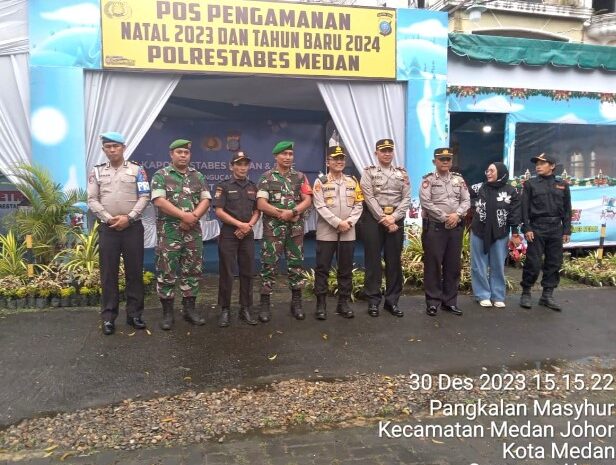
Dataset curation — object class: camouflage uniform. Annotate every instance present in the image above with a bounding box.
[256,168,313,293]
[151,165,211,299]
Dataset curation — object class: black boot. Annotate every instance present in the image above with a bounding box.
[183,296,205,325]
[519,288,532,309]
[336,296,354,319]
[159,299,174,330]
[315,294,327,320]
[239,306,258,325]
[538,288,561,311]
[218,307,230,328]
[258,294,271,323]
[290,289,305,320]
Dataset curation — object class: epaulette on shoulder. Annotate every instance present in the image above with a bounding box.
[128,160,141,165]
[396,166,407,172]
[364,165,375,170]
[451,171,463,177]
[95,162,106,167]
[318,173,328,184]
[422,172,434,179]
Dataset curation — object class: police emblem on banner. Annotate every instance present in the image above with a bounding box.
[227,133,241,152]
[103,1,132,19]
[203,136,222,151]
[377,12,393,36]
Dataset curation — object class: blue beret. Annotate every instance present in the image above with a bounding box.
[272,140,294,155]
[100,132,125,144]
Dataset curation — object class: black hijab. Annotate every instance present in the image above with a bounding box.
[482,162,509,253]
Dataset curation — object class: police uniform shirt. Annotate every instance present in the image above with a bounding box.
[213,177,258,227]
[87,160,150,223]
[419,171,471,222]
[521,175,572,235]
[312,173,363,241]
[360,165,411,221]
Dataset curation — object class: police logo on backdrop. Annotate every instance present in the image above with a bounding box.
[377,12,393,36]
[227,133,241,152]
[104,1,132,19]
[203,136,222,151]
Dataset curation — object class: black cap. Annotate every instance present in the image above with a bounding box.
[231,151,251,164]
[327,146,345,158]
[434,147,454,158]
[530,153,556,164]
[375,139,394,150]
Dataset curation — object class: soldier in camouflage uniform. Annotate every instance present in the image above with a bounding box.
[151,139,211,330]
[256,140,313,322]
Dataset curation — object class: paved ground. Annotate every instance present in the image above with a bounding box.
[1,286,616,464]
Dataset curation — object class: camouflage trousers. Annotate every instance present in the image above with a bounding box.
[260,231,305,294]
[156,221,203,299]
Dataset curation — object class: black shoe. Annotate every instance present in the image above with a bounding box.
[258,294,271,323]
[336,298,354,319]
[102,320,115,335]
[520,290,532,309]
[126,316,146,330]
[368,304,379,317]
[290,289,305,320]
[426,305,438,317]
[160,299,174,331]
[315,294,327,320]
[384,303,404,317]
[443,305,463,316]
[239,306,258,325]
[183,297,205,326]
[538,289,561,311]
[218,307,230,328]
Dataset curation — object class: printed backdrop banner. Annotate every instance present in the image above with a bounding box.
[568,185,616,247]
[101,0,396,78]
[132,119,325,193]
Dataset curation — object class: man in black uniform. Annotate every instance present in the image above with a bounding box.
[520,153,572,311]
[214,152,260,327]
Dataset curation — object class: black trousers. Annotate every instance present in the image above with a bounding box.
[99,221,144,321]
[422,222,463,307]
[217,227,255,308]
[521,226,564,290]
[362,212,404,307]
[314,240,354,298]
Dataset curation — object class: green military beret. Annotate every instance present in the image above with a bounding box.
[169,139,191,150]
[272,140,294,155]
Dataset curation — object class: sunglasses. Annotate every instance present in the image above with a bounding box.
[436,157,452,162]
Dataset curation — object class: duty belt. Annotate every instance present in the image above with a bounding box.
[380,205,394,215]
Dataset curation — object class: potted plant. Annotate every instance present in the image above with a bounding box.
[78,286,90,307]
[36,288,50,308]
[88,286,101,306]
[0,287,6,309]
[59,286,76,307]
[15,287,28,308]
[5,288,18,309]
[26,285,37,308]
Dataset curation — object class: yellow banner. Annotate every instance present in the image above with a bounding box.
[101,0,396,78]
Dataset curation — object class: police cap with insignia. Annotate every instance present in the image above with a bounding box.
[434,147,454,159]
[100,131,125,145]
[530,153,556,165]
[169,139,191,150]
[327,146,345,158]
[375,139,394,150]
[272,140,294,155]
[231,151,251,164]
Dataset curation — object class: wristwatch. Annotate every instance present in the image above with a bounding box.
[292,208,299,216]
[127,215,135,225]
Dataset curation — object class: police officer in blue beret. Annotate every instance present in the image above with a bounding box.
[87,132,150,335]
